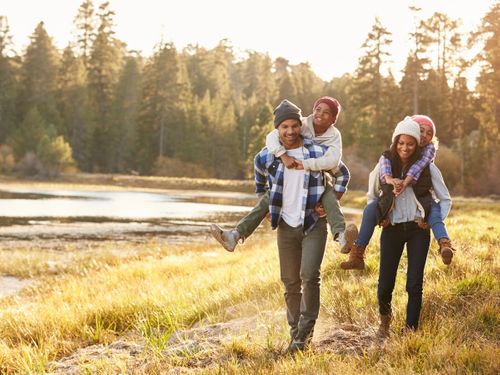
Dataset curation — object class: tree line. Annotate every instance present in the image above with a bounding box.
[0,1,498,195]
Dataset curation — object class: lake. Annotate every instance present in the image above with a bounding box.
[0,187,257,243]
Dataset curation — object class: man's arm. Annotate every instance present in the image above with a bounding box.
[253,152,268,195]
[332,161,350,197]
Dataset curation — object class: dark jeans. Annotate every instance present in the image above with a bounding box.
[378,221,430,329]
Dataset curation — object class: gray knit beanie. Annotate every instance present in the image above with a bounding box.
[273,99,302,128]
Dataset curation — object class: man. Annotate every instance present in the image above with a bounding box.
[254,99,329,353]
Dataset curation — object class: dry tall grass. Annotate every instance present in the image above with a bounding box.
[0,198,498,373]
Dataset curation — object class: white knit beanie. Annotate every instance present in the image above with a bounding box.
[391,116,421,145]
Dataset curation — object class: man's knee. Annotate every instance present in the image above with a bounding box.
[281,277,301,293]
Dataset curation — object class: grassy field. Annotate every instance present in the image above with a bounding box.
[0,182,498,373]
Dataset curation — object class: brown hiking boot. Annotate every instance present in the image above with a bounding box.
[377,313,392,338]
[438,238,455,265]
[340,244,366,270]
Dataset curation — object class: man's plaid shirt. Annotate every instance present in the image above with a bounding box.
[253,138,328,235]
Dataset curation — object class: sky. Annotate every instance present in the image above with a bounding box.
[1,0,496,82]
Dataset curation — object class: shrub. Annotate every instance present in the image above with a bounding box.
[36,135,76,177]
[434,145,462,193]
[0,144,15,174]
[15,152,42,176]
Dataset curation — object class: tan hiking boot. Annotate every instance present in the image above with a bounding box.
[438,238,455,265]
[340,244,366,270]
[339,223,359,254]
[377,313,392,338]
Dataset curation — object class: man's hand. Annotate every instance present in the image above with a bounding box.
[335,191,344,201]
[280,154,297,168]
[265,212,271,222]
[315,202,327,217]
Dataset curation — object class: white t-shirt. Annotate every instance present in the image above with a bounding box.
[281,146,306,227]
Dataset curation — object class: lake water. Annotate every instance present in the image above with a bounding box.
[0,187,361,244]
[0,187,256,243]
[0,188,253,219]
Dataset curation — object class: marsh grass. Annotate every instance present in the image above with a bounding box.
[0,197,498,373]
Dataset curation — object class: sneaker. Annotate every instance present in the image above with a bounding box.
[339,223,358,254]
[210,224,239,252]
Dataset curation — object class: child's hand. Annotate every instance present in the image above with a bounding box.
[265,212,271,222]
[315,202,327,217]
[391,178,404,195]
[280,154,297,168]
[394,176,412,197]
[335,191,344,200]
[379,218,391,228]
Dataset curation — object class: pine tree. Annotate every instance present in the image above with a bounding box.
[58,45,92,170]
[87,1,125,171]
[136,42,182,173]
[0,16,18,143]
[19,22,61,133]
[351,17,393,158]
[110,54,142,172]
[73,0,96,68]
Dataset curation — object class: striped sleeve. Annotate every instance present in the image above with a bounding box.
[407,144,436,181]
[379,155,392,183]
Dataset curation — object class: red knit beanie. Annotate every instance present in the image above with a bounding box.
[411,114,436,137]
[312,96,341,125]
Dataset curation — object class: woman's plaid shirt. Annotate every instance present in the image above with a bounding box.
[253,138,328,235]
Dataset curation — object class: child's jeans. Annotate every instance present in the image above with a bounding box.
[355,200,377,247]
[235,192,270,240]
[428,201,449,241]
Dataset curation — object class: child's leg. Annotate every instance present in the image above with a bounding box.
[427,201,449,241]
[355,200,378,247]
[235,191,270,240]
[320,185,345,238]
[211,192,269,252]
[427,201,455,265]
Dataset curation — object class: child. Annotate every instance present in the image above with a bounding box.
[210,96,358,253]
[340,114,456,270]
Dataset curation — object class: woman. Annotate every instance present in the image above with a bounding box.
[367,117,451,335]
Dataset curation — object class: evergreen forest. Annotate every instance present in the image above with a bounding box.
[0,1,499,195]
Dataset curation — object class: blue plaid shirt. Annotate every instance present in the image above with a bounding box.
[379,143,436,183]
[254,138,327,235]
